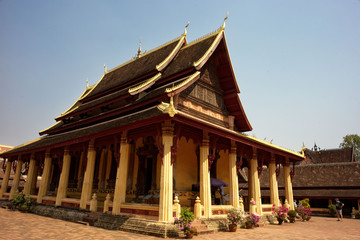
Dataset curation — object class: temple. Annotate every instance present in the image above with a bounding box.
[0,19,304,226]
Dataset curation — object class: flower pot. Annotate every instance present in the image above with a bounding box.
[229,224,237,232]
[289,217,296,223]
[185,232,194,239]
[245,222,253,229]
[302,215,307,221]
[306,216,311,221]
[277,218,284,225]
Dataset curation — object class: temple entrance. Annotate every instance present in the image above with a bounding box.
[135,136,158,201]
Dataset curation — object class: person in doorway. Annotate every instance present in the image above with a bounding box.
[335,198,344,221]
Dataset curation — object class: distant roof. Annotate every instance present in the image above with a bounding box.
[0,145,13,154]
[303,147,354,164]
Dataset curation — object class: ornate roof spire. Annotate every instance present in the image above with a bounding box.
[221,12,229,30]
[183,21,190,36]
[136,38,142,58]
[86,78,89,88]
[104,64,108,74]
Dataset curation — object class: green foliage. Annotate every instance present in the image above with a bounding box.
[227,208,242,225]
[11,193,33,212]
[288,210,297,218]
[339,134,360,161]
[299,198,310,208]
[174,207,195,236]
[328,204,336,215]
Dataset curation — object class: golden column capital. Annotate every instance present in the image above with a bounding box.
[270,153,276,164]
[88,139,95,151]
[162,120,174,136]
[45,149,51,158]
[252,147,257,160]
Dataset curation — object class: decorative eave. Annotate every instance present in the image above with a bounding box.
[193,14,227,70]
[39,121,63,136]
[156,35,186,72]
[175,110,305,161]
[193,30,224,70]
[128,73,162,95]
[55,85,95,120]
[165,71,201,96]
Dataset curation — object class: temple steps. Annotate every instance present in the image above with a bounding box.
[191,219,215,235]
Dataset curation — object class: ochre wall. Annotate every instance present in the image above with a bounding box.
[217,149,230,195]
[175,137,198,191]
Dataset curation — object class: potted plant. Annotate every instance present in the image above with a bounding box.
[272,204,289,225]
[227,208,242,232]
[328,204,337,217]
[288,210,297,223]
[297,206,312,221]
[174,207,195,239]
[244,213,260,229]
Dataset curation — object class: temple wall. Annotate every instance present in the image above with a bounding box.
[132,138,143,191]
[175,137,197,191]
[217,150,230,195]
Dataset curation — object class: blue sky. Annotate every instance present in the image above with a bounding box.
[0,0,359,152]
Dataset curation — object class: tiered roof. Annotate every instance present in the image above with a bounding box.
[1,21,304,162]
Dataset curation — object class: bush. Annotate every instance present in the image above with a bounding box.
[288,210,297,218]
[299,198,310,208]
[10,192,33,212]
[227,208,242,225]
[328,204,336,216]
[174,207,195,237]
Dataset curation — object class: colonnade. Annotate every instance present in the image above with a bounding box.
[0,119,295,221]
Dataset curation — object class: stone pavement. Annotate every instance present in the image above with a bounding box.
[0,208,359,240]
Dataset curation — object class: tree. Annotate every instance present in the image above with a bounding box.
[339,134,360,161]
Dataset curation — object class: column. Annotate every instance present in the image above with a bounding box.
[31,163,39,195]
[229,141,239,208]
[104,146,112,188]
[200,131,212,218]
[112,132,130,215]
[249,148,262,215]
[159,120,174,222]
[80,139,96,209]
[283,157,295,210]
[24,153,36,195]
[269,153,280,206]
[37,149,52,203]
[97,148,106,189]
[9,156,23,199]
[0,160,12,197]
[55,146,72,206]
[77,151,84,189]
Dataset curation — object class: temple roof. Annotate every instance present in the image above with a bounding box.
[1,23,303,161]
[302,148,354,164]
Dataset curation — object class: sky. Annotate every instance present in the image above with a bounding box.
[0,0,359,152]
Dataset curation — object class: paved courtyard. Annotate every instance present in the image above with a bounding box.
[0,208,359,240]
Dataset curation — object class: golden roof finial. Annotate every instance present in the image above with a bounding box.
[221,12,229,30]
[104,64,108,74]
[137,38,142,58]
[183,21,190,36]
[86,78,89,88]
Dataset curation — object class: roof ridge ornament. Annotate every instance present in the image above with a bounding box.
[86,78,89,88]
[104,64,108,74]
[221,12,229,31]
[183,21,190,36]
[137,38,142,58]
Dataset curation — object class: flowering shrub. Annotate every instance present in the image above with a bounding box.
[296,206,312,217]
[245,213,260,225]
[227,208,242,225]
[174,207,195,237]
[272,204,289,220]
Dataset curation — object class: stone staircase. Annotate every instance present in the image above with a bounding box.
[191,219,214,235]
